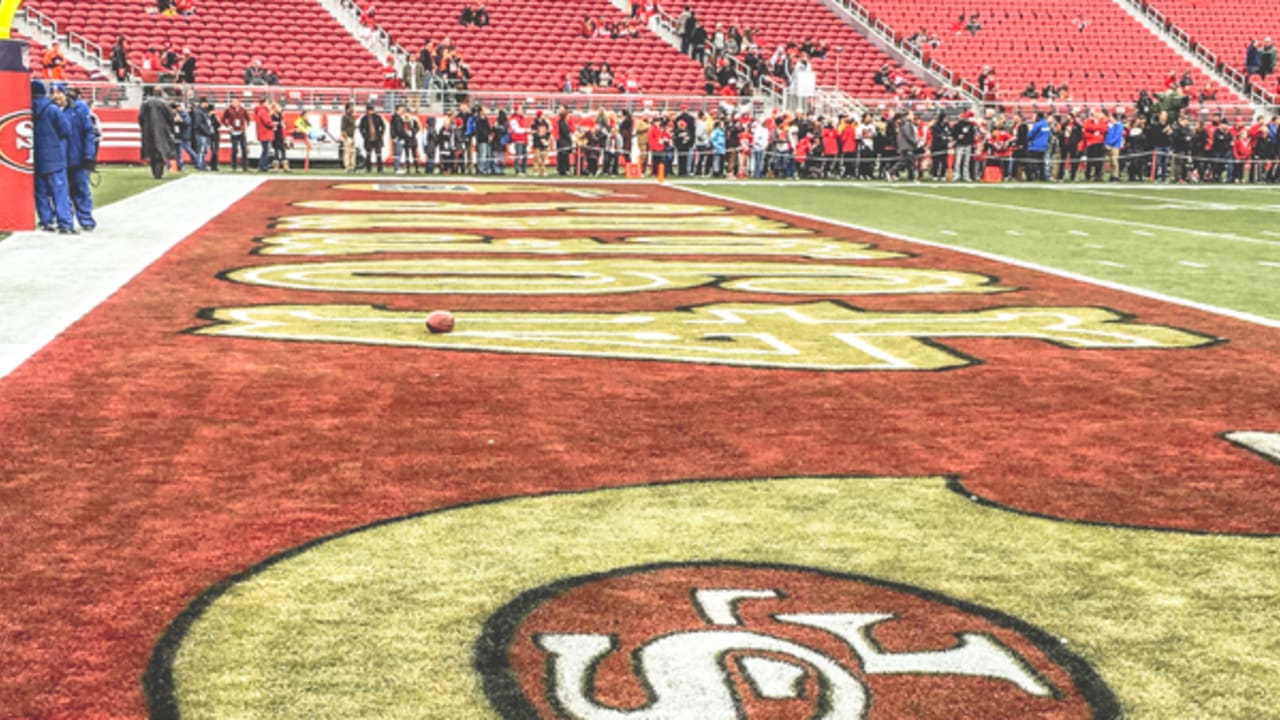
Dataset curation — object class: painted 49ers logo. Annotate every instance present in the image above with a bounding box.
[0,110,34,174]
[478,563,1118,719]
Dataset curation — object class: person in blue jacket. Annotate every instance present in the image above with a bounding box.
[31,80,76,234]
[1025,111,1051,181]
[709,120,726,177]
[1104,112,1127,182]
[63,87,98,232]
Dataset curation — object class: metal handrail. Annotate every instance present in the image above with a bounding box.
[648,4,785,102]
[1118,0,1263,108]
[829,0,978,103]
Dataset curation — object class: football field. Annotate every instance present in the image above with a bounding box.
[0,175,1277,719]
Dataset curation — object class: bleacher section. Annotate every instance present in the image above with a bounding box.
[18,32,96,82]
[854,0,1232,102]
[24,0,382,87]
[370,0,705,94]
[671,0,923,98]
[1143,0,1280,90]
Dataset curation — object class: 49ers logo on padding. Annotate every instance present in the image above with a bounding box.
[0,109,34,174]
[478,563,1118,719]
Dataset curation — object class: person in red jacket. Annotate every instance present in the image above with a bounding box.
[838,115,858,178]
[253,96,276,172]
[647,117,672,177]
[1081,108,1107,181]
[820,122,839,178]
[1231,120,1254,182]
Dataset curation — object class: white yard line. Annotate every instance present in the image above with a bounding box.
[0,174,266,379]
[1074,187,1280,212]
[675,184,1280,329]
[868,186,1280,249]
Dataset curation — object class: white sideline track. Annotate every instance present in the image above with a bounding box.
[0,174,264,379]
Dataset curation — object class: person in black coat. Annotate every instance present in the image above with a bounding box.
[358,104,387,173]
[138,96,176,179]
[555,107,573,176]
[928,113,951,180]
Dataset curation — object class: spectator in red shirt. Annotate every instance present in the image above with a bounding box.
[1232,120,1254,182]
[1082,108,1108,181]
[253,96,276,172]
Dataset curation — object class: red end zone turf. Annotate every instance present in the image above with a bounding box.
[0,180,1277,716]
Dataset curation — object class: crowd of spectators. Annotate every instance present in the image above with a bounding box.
[293,92,1280,185]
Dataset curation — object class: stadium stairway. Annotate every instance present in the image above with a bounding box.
[849,0,1235,103]
[1126,0,1280,103]
[368,0,707,94]
[661,0,925,100]
[21,0,384,87]
[13,29,97,82]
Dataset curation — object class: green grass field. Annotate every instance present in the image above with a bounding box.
[684,182,1280,322]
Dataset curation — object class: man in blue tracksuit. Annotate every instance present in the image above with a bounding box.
[1025,112,1051,181]
[31,80,76,234]
[63,87,99,231]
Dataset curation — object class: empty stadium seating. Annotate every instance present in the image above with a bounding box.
[371,0,706,94]
[854,0,1233,102]
[666,0,923,99]
[24,0,383,86]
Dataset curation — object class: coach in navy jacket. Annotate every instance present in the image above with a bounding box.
[31,79,75,233]
[64,88,98,231]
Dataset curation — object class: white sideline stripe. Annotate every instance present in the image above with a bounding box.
[1179,261,1208,269]
[1224,432,1280,464]
[1076,188,1280,212]
[1099,261,1126,268]
[868,186,1280,249]
[673,184,1280,329]
[0,174,266,380]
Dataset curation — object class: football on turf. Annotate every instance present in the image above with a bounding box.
[426,311,455,334]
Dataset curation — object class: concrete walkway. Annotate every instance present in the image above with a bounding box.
[0,174,265,379]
